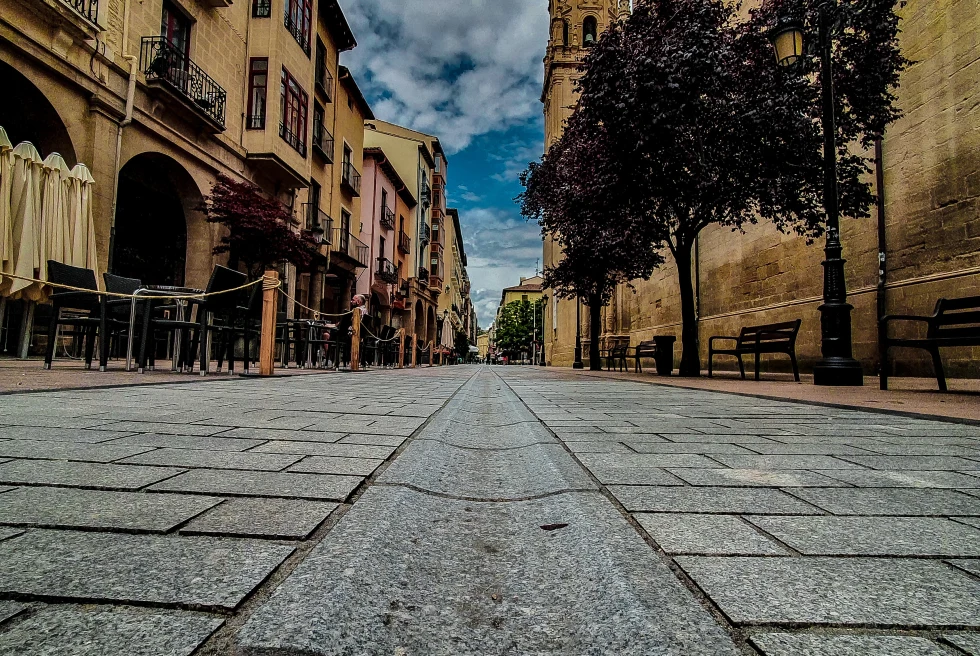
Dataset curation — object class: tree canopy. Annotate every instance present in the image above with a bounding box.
[494,299,543,360]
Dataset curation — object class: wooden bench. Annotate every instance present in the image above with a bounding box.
[880,295,980,391]
[603,343,629,372]
[708,319,802,381]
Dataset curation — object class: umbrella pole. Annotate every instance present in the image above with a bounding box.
[17,301,34,359]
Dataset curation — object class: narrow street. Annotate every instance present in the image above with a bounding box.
[0,366,978,655]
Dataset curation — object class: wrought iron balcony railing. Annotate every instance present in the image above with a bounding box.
[140,37,227,128]
[315,64,334,102]
[312,115,333,162]
[284,10,311,55]
[331,228,368,267]
[419,223,431,245]
[420,178,431,207]
[417,267,430,286]
[397,230,411,254]
[380,206,395,231]
[279,122,307,157]
[376,258,398,285]
[341,162,361,196]
[303,204,333,243]
[62,0,98,24]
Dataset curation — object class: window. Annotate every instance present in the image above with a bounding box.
[252,0,270,17]
[247,58,268,129]
[312,102,324,148]
[340,209,351,251]
[307,181,321,229]
[522,294,529,301]
[434,155,441,172]
[381,188,388,213]
[562,19,569,45]
[161,2,191,60]
[284,0,312,54]
[379,236,386,260]
[347,93,353,110]
[279,67,308,156]
[583,16,598,46]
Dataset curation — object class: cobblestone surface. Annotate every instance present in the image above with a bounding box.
[0,365,977,654]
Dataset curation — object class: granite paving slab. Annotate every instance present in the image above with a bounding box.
[107,434,268,452]
[234,486,741,656]
[582,466,685,486]
[0,440,154,463]
[576,453,726,468]
[289,456,385,477]
[179,498,338,540]
[419,422,558,449]
[305,421,421,437]
[0,530,293,610]
[0,427,134,443]
[0,487,222,533]
[634,513,786,555]
[91,422,233,436]
[749,633,948,655]
[119,449,302,472]
[747,516,980,556]
[955,517,980,530]
[676,556,980,626]
[813,470,980,488]
[609,486,822,514]
[657,434,783,443]
[339,434,408,447]
[708,455,865,469]
[0,606,223,656]
[790,488,980,516]
[864,445,980,456]
[837,455,980,470]
[564,441,634,453]
[943,634,980,655]
[251,441,396,459]
[740,444,880,455]
[0,460,184,491]
[0,527,24,541]
[948,559,980,578]
[148,468,362,501]
[379,440,596,499]
[0,600,27,625]
[624,442,760,454]
[666,468,848,487]
[217,428,347,443]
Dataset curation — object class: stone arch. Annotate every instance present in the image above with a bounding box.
[413,300,425,340]
[113,152,206,287]
[0,59,77,165]
[427,306,437,345]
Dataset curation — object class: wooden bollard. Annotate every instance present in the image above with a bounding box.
[350,309,361,372]
[259,270,279,377]
[428,341,434,367]
[410,336,416,368]
[397,330,405,369]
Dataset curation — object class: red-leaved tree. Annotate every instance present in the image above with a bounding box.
[203,175,321,279]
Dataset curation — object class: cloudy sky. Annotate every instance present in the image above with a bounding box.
[337,0,549,329]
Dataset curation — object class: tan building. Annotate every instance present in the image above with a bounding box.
[0,0,376,349]
[362,119,444,356]
[542,0,980,380]
[477,332,490,361]
[436,208,470,337]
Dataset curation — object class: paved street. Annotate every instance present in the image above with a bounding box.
[0,365,978,655]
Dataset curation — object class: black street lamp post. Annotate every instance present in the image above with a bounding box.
[573,297,584,369]
[769,3,864,387]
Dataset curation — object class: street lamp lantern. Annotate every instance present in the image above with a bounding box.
[769,2,864,387]
[768,18,804,68]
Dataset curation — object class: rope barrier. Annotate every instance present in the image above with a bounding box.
[360,326,401,343]
[0,273,261,301]
[274,287,355,321]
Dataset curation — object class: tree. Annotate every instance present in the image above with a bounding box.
[570,0,908,375]
[454,330,470,362]
[520,109,662,370]
[203,175,322,279]
[494,299,543,361]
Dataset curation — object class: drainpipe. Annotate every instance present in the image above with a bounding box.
[106,0,138,274]
[875,136,887,372]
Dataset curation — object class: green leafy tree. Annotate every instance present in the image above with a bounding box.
[454,330,470,361]
[494,299,543,360]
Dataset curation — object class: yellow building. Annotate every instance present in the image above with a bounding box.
[542,0,980,379]
[497,275,544,323]
[477,332,490,361]
[436,208,470,338]
[0,0,374,349]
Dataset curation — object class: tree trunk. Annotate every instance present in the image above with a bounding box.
[588,292,602,371]
[675,241,701,377]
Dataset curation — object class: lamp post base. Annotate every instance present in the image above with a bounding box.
[813,357,864,387]
[572,346,584,369]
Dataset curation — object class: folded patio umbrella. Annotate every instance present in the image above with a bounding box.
[441,314,454,350]
[40,152,72,290]
[67,163,98,280]
[5,141,43,300]
[0,127,13,285]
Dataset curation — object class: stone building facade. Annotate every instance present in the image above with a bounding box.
[542,0,980,379]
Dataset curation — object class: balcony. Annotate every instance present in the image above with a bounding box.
[312,115,333,162]
[284,10,311,55]
[303,204,333,243]
[397,230,411,255]
[253,0,271,16]
[380,206,395,231]
[420,178,431,207]
[140,37,227,131]
[315,63,334,102]
[419,223,431,245]
[341,161,361,197]
[417,267,430,286]
[61,0,98,24]
[331,227,368,268]
[375,258,398,285]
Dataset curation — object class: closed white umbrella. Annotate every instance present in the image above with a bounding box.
[0,127,13,283]
[40,152,72,287]
[67,163,98,277]
[6,142,43,300]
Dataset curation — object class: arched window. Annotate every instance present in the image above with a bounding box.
[583,16,598,46]
[562,19,570,45]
